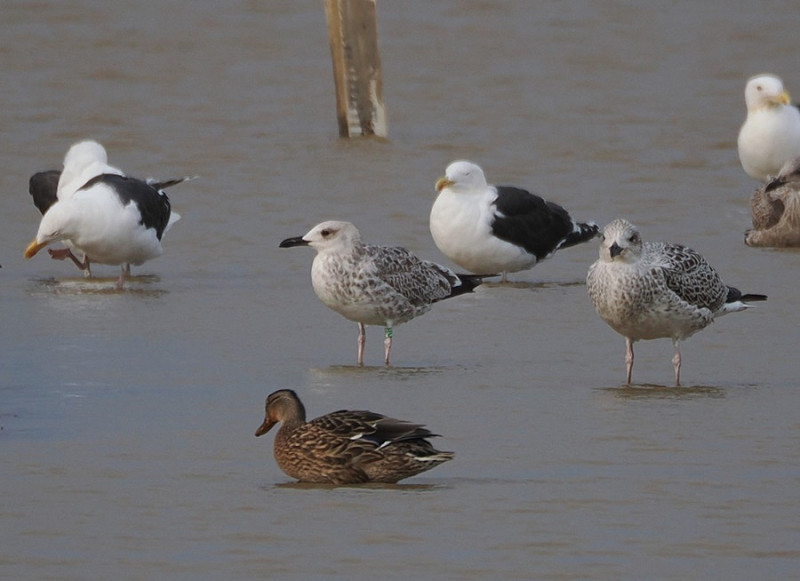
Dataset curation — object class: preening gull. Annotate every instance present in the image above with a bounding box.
[29,168,189,277]
[24,140,187,289]
[254,389,454,484]
[745,156,800,247]
[587,219,767,386]
[431,160,598,282]
[738,74,800,181]
[29,169,89,275]
[279,220,491,366]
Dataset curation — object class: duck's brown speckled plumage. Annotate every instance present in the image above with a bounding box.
[254,389,454,484]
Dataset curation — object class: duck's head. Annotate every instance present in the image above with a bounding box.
[254,389,307,437]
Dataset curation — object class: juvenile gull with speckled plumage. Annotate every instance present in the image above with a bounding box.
[745,156,800,247]
[587,219,767,386]
[280,220,491,366]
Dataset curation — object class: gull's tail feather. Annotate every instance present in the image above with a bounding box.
[719,286,768,315]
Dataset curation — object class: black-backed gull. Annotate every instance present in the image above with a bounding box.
[431,160,598,282]
[24,140,187,289]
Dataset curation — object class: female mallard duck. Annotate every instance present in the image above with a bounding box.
[254,389,455,484]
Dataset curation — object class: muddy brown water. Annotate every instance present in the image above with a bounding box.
[2,2,799,579]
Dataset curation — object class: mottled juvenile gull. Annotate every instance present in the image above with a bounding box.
[738,74,800,182]
[587,219,767,386]
[24,140,187,289]
[279,220,491,366]
[254,389,454,484]
[431,160,598,282]
[745,156,800,247]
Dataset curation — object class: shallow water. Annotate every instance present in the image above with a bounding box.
[2,1,800,580]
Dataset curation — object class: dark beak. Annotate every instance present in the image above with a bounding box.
[279,236,309,248]
[254,418,277,437]
[609,242,623,258]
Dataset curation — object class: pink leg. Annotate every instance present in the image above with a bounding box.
[115,264,129,290]
[357,323,366,366]
[47,247,73,261]
[625,337,634,385]
[672,339,682,387]
[48,247,91,276]
[384,326,393,367]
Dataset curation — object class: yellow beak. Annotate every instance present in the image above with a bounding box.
[780,91,791,105]
[24,238,48,259]
[435,177,454,192]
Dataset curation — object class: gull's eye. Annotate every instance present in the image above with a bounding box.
[321,229,332,237]
[756,85,763,92]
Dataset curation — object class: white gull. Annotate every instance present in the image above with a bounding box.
[738,74,800,182]
[431,160,598,282]
[25,140,187,289]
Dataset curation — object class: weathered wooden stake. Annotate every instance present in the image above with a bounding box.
[324,0,387,138]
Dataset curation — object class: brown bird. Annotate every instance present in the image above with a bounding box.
[254,389,454,484]
[745,156,800,247]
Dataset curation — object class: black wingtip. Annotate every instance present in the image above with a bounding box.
[148,175,197,191]
[726,286,767,303]
[740,293,768,302]
[449,273,497,296]
[560,221,600,249]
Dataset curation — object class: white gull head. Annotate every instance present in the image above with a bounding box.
[435,160,489,193]
[597,218,644,264]
[744,74,789,112]
[300,220,362,253]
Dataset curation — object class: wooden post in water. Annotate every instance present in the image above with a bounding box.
[324,0,387,138]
